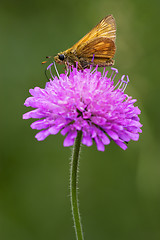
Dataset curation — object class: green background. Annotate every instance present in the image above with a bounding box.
[1,0,160,239]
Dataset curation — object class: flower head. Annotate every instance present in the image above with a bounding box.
[23,65,142,151]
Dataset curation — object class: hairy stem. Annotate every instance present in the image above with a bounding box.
[70,131,84,240]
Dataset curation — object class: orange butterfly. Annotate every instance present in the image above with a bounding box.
[45,15,116,70]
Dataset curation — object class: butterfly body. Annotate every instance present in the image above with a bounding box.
[54,15,116,69]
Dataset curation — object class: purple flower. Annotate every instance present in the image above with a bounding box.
[23,65,142,151]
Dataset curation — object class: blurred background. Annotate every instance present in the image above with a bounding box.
[1,0,160,239]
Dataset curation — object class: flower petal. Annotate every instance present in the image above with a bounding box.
[35,130,50,141]
[94,137,105,151]
[82,135,93,147]
[63,131,77,147]
[114,140,128,150]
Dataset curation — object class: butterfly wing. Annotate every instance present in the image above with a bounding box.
[63,15,116,69]
[77,37,116,59]
[71,14,116,51]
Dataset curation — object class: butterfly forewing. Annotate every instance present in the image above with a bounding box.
[71,14,116,51]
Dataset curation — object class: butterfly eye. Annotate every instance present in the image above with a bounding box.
[59,54,65,61]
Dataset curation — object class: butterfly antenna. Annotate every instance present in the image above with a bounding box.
[42,56,60,79]
[42,56,54,64]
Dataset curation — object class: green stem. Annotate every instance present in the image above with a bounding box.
[70,131,84,240]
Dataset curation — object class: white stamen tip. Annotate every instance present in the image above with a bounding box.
[111,67,118,73]
[121,75,125,81]
[47,63,54,71]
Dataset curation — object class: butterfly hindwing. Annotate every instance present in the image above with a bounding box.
[77,37,116,59]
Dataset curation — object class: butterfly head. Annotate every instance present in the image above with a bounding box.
[54,52,66,64]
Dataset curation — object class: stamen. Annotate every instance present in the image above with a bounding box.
[44,63,53,81]
[122,75,129,92]
[49,66,54,80]
[116,75,129,92]
[110,71,129,92]
[121,81,127,91]
[102,67,106,78]
[89,54,95,71]
[114,79,121,88]
[91,67,97,74]
[47,63,54,71]
[112,71,118,82]
[118,75,125,89]
[53,61,60,78]
[104,70,109,78]
[91,65,98,74]
[66,67,69,75]
[111,67,118,73]
[110,67,118,82]
[89,64,92,71]
[66,64,71,75]
[91,54,95,62]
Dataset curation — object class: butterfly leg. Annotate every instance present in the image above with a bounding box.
[79,58,91,69]
[105,59,115,66]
